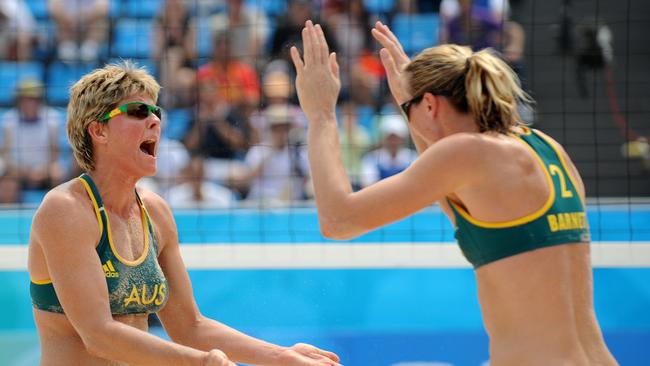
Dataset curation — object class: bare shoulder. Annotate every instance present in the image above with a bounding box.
[422,132,491,159]
[402,132,497,193]
[31,180,98,249]
[417,132,498,170]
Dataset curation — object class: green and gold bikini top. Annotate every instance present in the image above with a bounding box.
[30,173,169,314]
[448,128,590,268]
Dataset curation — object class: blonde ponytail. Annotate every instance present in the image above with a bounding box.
[465,49,530,133]
[405,45,532,134]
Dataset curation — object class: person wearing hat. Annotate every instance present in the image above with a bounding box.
[0,79,65,202]
[250,68,308,144]
[359,114,417,188]
[244,104,310,203]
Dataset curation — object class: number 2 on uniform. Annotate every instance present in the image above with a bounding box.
[549,164,573,198]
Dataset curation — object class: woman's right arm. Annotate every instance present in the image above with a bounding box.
[32,191,233,366]
[291,22,480,240]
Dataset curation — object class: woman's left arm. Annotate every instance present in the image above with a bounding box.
[146,192,340,366]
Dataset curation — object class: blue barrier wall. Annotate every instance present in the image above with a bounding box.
[0,206,649,365]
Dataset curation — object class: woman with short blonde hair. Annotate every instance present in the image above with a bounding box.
[29,61,341,366]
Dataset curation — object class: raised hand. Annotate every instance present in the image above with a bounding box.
[371,21,413,104]
[274,343,342,366]
[290,20,341,123]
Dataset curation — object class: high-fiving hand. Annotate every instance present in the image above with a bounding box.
[371,21,413,105]
[290,21,340,123]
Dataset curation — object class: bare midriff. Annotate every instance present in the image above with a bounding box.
[476,244,618,366]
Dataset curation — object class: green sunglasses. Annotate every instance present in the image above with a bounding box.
[100,102,162,122]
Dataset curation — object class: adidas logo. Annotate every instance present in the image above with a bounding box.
[102,260,119,278]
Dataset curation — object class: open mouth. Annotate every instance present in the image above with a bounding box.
[140,139,157,157]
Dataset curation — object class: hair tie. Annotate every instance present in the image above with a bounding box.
[465,57,471,72]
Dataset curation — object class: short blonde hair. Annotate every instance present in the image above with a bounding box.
[66,61,161,172]
[405,44,532,134]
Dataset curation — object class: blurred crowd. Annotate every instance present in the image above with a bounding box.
[0,0,526,207]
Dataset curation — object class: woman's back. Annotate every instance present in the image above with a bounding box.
[449,129,617,365]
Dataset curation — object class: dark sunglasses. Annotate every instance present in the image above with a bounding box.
[100,102,162,122]
[400,94,424,121]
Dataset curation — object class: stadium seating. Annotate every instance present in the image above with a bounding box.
[112,19,154,59]
[25,0,49,20]
[21,190,48,204]
[194,16,214,59]
[46,62,98,106]
[120,0,163,18]
[163,108,192,141]
[356,105,376,133]
[391,13,440,55]
[245,0,287,17]
[363,0,396,14]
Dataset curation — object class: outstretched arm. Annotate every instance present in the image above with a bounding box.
[145,191,340,366]
[291,21,475,240]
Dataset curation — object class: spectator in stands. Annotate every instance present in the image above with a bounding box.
[440,0,504,52]
[166,156,237,208]
[360,114,417,188]
[183,81,255,193]
[49,0,109,62]
[323,0,371,63]
[440,0,524,74]
[440,0,528,116]
[197,31,261,114]
[251,67,307,143]
[322,0,385,107]
[270,0,337,63]
[244,104,309,203]
[210,0,270,67]
[1,79,65,200]
[0,0,37,60]
[440,0,509,22]
[338,99,371,190]
[153,0,196,108]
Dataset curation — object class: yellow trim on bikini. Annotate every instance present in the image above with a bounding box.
[517,125,533,135]
[31,178,104,286]
[105,202,149,266]
[31,278,52,285]
[78,177,105,235]
[79,176,149,267]
[448,131,556,229]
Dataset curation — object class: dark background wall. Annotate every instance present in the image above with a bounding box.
[514,0,650,196]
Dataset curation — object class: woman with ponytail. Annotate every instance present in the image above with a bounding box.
[291,20,619,365]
